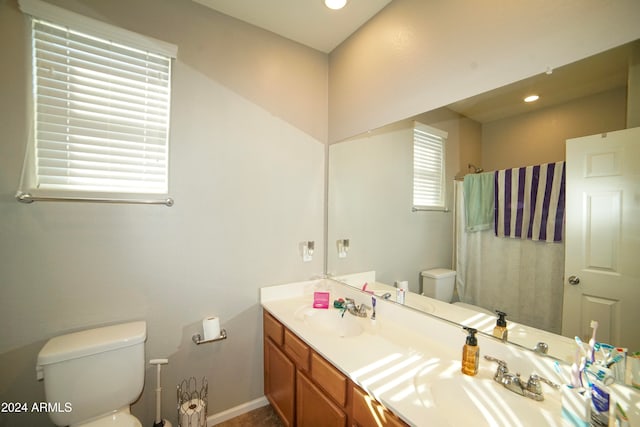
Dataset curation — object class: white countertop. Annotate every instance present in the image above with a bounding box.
[260,279,607,426]
[333,271,579,363]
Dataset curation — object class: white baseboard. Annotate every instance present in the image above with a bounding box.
[206,396,269,426]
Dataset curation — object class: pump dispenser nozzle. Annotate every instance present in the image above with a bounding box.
[493,311,508,341]
[463,327,478,345]
[462,327,479,376]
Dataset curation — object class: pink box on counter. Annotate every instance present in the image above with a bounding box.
[313,291,330,309]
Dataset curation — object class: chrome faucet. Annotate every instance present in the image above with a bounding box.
[484,356,559,401]
[344,298,370,318]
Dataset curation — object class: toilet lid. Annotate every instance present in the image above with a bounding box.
[74,411,142,427]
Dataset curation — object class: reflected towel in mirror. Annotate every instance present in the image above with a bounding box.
[463,172,495,232]
[494,161,565,242]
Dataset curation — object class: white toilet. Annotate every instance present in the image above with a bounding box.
[36,321,147,427]
[421,268,456,302]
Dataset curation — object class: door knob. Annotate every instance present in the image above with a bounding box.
[568,275,580,285]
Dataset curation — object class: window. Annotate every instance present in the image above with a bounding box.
[412,122,447,211]
[17,0,177,204]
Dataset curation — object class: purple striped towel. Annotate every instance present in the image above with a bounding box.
[494,161,565,242]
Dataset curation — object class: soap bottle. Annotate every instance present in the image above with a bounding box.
[461,327,479,376]
[493,310,508,341]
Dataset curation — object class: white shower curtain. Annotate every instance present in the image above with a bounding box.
[454,181,564,334]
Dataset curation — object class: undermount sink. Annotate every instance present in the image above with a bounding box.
[413,365,562,427]
[296,306,364,338]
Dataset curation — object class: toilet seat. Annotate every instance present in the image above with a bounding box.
[74,409,141,427]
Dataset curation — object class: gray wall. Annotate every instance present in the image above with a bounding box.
[329,0,640,142]
[327,109,475,292]
[0,0,326,426]
[481,88,628,171]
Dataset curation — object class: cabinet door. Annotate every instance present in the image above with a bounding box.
[264,338,295,427]
[297,371,346,427]
[351,385,407,427]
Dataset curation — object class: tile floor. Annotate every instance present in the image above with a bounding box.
[212,404,284,427]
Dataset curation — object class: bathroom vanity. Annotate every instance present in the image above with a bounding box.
[264,310,406,426]
[261,279,639,426]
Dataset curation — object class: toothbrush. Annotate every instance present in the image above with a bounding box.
[600,343,614,365]
[371,296,377,321]
[579,356,587,387]
[588,320,599,363]
[606,354,623,368]
[574,336,588,357]
[554,361,570,385]
[571,348,582,388]
[582,365,594,388]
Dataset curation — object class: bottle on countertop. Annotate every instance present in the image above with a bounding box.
[462,327,479,376]
[493,310,508,342]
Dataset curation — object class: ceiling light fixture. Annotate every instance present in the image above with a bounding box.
[325,0,347,10]
[524,95,540,103]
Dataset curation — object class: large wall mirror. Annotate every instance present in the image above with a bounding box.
[327,40,640,380]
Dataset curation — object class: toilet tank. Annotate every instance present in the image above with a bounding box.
[36,321,146,426]
[421,268,456,302]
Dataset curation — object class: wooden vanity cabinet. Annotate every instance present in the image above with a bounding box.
[264,310,284,345]
[297,371,347,426]
[284,328,310,371]
[264,315,295,426]
[263,310,407,427]
[351,385,406,427]
[310,352,347,407]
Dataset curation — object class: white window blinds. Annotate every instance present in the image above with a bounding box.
[30,19,172,195]
[412,122,447,210]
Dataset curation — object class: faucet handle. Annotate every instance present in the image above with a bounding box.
[484,355,509,381]
[484,355,508,368]
[526,374,560,395]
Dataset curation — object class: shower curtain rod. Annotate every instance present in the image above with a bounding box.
[455,163,487,181]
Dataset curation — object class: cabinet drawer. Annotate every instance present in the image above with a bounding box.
[351,385,407,427]
[283,328,310,371]
[311,352,347,407]
[263,310,283,346]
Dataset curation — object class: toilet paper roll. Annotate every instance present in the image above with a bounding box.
[202,316,221,341]
[179,398,206,427]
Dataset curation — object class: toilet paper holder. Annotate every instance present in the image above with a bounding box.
[192,329,227,345]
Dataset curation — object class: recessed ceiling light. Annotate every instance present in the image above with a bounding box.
[524,95,540,103]
[325,0,347,10]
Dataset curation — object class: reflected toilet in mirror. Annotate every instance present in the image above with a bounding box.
[420,268,455,302]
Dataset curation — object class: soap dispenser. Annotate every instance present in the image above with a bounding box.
[493,310,508,342]
[461,327,479,376]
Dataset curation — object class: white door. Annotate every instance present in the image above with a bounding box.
[562,127,640,350]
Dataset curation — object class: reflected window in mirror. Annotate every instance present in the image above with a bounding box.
[412,122,448,211]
